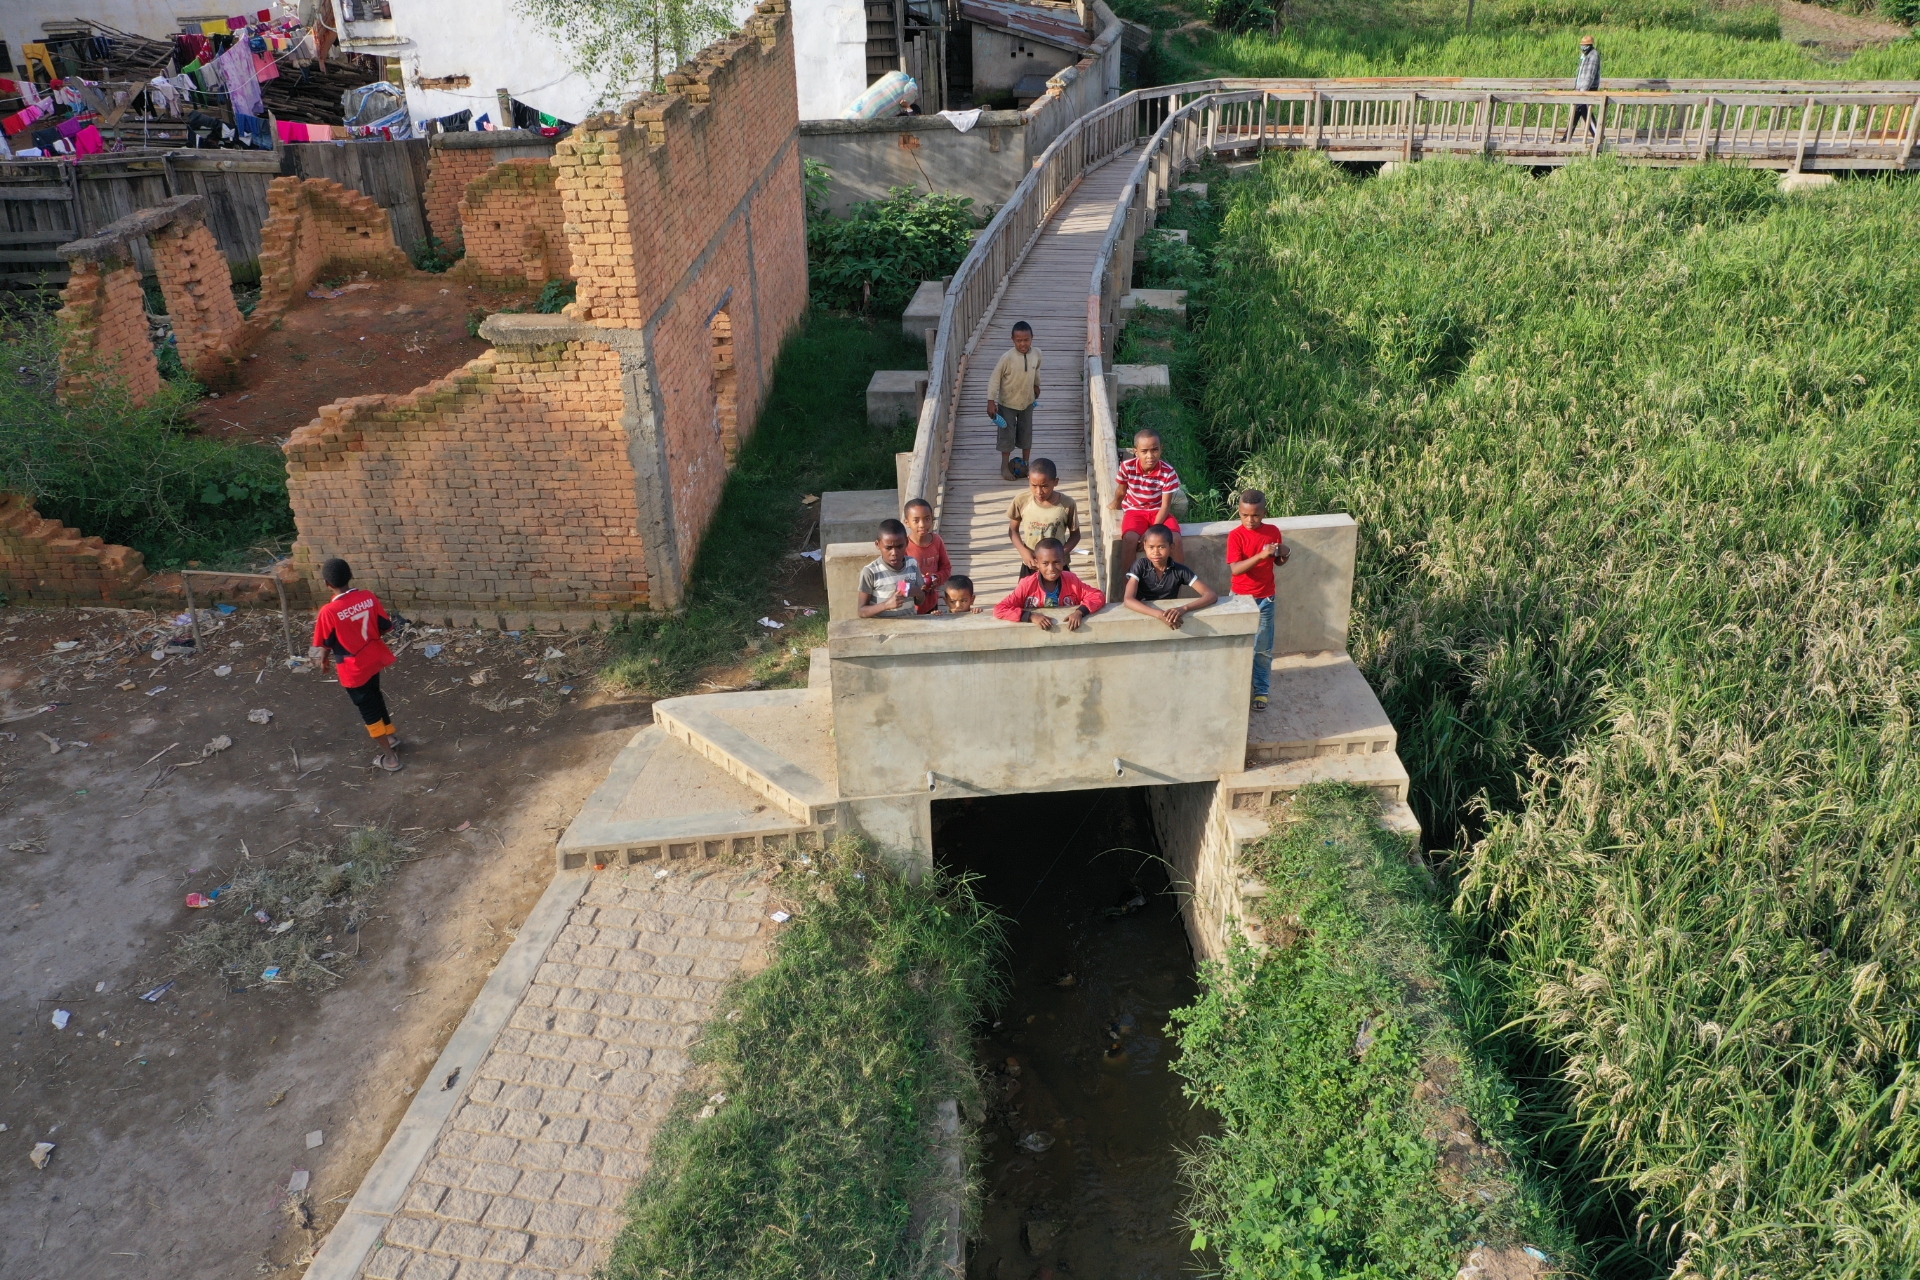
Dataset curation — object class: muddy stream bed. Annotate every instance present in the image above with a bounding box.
[934,788,1215,1280]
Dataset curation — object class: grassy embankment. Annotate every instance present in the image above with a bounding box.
[1186,152,1920,1276]
[0,298,294,571]
[599,843,1004,1280]
[1173,784,1581,1277]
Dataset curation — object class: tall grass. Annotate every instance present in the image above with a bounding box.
[1195,153,1920,1274]
[600,842,1005,1279]
[1172,784,1581,1278]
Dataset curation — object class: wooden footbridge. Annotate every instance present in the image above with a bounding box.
[904,76,1920,592]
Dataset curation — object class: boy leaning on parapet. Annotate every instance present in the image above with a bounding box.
[1007,457,1080,570]
[904,498,950,615]
[310,558,403,772]
[943,575,977,616]
[857,518,927,619]
[1226,490,1290,713]
[986,321,1041,481]
[995,538,1105,631]
[1112,427,1183,567]
[1123,523,1217,629]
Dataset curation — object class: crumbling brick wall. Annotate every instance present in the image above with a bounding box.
[285,0,807,616]
[55,258,161,403]
[284,342,649,617]
[552,0,807,588]
[0,493,148,603]
[152,219,247,385]
[422,145,493,246]
[453,159,571,288]
[253,177,412,330]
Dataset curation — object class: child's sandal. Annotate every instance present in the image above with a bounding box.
[373,750,403,772]
[1252,695,1269,712]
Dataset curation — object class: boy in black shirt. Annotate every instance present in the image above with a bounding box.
[1122,523,1217,629]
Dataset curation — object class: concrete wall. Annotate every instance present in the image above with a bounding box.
[970,28,1081,100]
[826,596,1258,799]
[1147,780,1252,965]
[799,114,1031,216]
[1178,514,1356,657]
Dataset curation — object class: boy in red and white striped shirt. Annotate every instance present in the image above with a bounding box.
[1110,427,1182,567]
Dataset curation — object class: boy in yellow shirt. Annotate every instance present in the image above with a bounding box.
[986,321,1041,481]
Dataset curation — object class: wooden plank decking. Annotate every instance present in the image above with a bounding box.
[941,148,1138,602]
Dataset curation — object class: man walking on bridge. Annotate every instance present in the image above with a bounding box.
[1565,35,1601,141]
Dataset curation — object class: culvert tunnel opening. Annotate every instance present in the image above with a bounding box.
[932,786,1216,1279]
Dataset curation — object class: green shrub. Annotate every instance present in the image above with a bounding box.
[409,234,462,273]
[0,303,294,567]
[1195,151,1920,1275]
[1173,785,1579,1279]
[535,278,575,312]
[807,182,976,314]
[600,842,1005,1280]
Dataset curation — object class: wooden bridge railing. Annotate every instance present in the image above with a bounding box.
[910,76,1920,579]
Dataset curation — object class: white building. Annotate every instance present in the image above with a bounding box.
[3,0,873,126]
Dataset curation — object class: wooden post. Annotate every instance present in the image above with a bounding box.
[1479,92,1495,153]
[1312,91,1324,150]
[1403,91,1417,162]
[1903,93,1920,167]
[495,87,512,129]
[1793,94,1815,174]
[1590,94,1608,157]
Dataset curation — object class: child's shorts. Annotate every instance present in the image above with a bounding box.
[1122,510,1181,537]
[994,405,1033,454]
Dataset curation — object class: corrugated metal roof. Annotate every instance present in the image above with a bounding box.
[959,0,1092,51]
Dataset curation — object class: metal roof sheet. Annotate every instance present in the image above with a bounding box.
[959,0,1092,51]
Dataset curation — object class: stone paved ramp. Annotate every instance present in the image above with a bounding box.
[354,866,772,1280]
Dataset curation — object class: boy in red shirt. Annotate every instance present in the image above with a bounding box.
[994,539,1105,630]
[1225,490,1290,712]
[1110,427,1183,568]
[903,498,951,614]
[309,558,403,771]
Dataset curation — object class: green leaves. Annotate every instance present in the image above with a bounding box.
[806,186,977,315]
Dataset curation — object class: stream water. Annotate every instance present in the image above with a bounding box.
[933,787,1215,1280]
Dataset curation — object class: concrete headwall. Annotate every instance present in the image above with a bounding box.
[827,597,1258,800]
[1180,514,1356,657]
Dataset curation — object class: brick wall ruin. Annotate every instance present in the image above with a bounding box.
[0,493,148,603]
[151,218,247,384]
[422,144,494,246]
[253,177,413,330]
[284,0,808,615]
[284,342,645,622]
[55,258,161,403]
[452,159,571,288]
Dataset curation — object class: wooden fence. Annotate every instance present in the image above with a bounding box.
[0,137,441,285]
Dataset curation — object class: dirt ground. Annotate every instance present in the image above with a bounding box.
[196,273,536,443]
[1777,0,1912,56]
[0,603,652,1279]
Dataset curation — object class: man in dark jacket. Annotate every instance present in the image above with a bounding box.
[1565,36,1601,141]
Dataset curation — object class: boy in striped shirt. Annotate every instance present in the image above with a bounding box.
[1110,427,1182,568]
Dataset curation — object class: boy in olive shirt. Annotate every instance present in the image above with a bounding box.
[986,321,1041,480]
[1006,457,1080,569]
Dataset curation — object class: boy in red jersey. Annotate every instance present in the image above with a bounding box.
[309,558,403,771]
[1225,490,1290,713]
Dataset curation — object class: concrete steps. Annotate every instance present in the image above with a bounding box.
[555,725,837,871]
[1247,651,1397,768]
[1222,748,1412,814]
[651,688,840,828]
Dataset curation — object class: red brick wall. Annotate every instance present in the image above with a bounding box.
[283,0,807,616]
[553,0,807,578]
[55,259,161,404]
[283,343,649,615]
[153,219,247,386]
[453,159,571,288]
[254,178,413,330]
[423,146,493,246]
[0,492,148,603]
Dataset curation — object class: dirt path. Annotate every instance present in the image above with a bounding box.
[0,605,649,1278]
[1777,0,1912,54]
[196,273,536,444]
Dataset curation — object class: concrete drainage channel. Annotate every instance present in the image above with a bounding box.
[935,788,1216,1277]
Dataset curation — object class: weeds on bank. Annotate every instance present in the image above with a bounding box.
[171,827,410,989]
[1198,152,1920,1273]
[0,299,295,568]
[601,842,1005,1280]
[807,164,978,314]
[601,313,922,696]
[1172,785,1579,1279]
